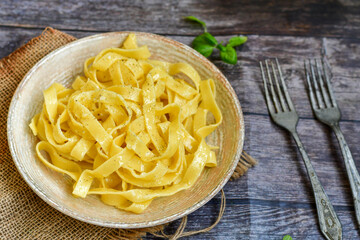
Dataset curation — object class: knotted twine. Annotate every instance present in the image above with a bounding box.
[0,27,257,240]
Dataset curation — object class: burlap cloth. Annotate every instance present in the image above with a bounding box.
[0,28,256,240]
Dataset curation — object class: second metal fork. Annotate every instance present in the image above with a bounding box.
[305,58,360,228]
[260,59,342,240]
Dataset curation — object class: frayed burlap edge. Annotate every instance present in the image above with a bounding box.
[0,27,257,240]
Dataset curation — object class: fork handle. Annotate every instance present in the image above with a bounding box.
[332,124,360,228]
[291,132,342,240]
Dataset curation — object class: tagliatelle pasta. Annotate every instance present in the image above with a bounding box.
[29,34,222,213]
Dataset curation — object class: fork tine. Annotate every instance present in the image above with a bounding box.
[321,58,337,107]
[315,59,331,108]
[304,60,318,110]
[271,61,287,111]
[309,59,324,109]
[275,58,295,111]
[265,60,281,112]
[260,61,275,114]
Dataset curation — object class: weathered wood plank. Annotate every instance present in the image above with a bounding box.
[0,28,42,60]
[1,0,360,38]
[245,114,360,206]
[147,195,360,239]
[1,27,360,239]
[213,35,360,122]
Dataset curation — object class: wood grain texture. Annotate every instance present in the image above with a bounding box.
[1,0,360,38]
[1,0,360,238]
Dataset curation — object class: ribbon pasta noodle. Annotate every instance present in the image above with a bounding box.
[29,34,223,213]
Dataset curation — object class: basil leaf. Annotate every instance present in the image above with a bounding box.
[184,17,247,64]
[216,43,226,52]
[184,16,207,32]
[192,33,218,47]
[219,46,237,65]
[282,235,293,240]
[227,36,247,48]
[201,32,218,46]
[193,44,214,57]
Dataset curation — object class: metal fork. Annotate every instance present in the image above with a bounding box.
[305,58,360,228]
[260,59,342,240]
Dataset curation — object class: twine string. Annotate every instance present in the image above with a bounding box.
[151,189,226,240]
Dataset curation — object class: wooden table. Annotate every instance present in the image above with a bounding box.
[1,1,359,239]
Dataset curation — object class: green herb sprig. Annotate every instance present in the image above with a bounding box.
[283,235,293,240]
[184,16,247,65]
